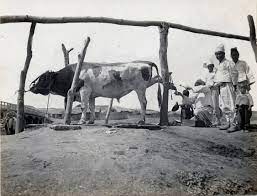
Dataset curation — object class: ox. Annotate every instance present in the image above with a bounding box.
[30,61,162,124]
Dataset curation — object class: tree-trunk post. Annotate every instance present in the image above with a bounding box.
[62,43,73,110]
[159,23,170,126]
[16,22,36,133]
[61,43,74,66]
[64,37,90,124]
[247,15,257,62]
[105,98,113,124]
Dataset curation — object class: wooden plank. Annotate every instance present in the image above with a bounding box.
[50,125,81,131]
[15,22,36,133]
[0,15,251,41]
[64,37,90,124]
[114,123,161,130]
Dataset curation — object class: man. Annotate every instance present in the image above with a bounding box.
[188,79,215,127]
[175,79,214,127]
[203,60,221,126]
[174,89,194,120]
[227,47,255,132]
[230,47,255,90]
[213,44,238,130]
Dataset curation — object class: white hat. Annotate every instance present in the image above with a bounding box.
[215,44,225,53]
[203,59,214,68]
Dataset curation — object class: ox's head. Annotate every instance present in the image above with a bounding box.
[29,71,56,95]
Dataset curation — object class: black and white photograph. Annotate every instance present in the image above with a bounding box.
[0,0,257,195]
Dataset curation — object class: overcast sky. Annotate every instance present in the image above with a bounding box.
[0,0,256,111]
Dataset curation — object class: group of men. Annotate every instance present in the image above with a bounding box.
[174,44,255,132]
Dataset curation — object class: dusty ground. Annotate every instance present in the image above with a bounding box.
[1,117,257,196]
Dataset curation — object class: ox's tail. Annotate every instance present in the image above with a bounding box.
[149,63,162,108]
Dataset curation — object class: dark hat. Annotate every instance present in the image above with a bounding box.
[231,47,239,53]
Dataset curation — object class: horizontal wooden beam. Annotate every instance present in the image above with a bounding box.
[0,15,251,41]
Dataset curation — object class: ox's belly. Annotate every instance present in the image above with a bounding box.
[92,81,135,99]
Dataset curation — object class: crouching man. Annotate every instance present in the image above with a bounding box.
[175,79,215,127]
[174,89,194,120]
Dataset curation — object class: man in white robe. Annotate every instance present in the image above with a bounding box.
[203,61,221,126]
[213,44,238,130]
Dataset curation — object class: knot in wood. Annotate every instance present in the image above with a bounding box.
[159,22,169,33]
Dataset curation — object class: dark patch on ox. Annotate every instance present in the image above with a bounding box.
[109,70,122,81]
[102,70,123,89]
[141,67,150,81]
[91,66,102,78]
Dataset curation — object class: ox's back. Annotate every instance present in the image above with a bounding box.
[70,61,155,99]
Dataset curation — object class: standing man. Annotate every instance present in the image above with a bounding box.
[203,60,221,126]
[214,44,238,130]
[227,47,255,132]
[230,47,255,91]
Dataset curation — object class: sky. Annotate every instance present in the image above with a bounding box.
[0,0,256,111]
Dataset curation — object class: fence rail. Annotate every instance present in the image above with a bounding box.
[0,101,45,117]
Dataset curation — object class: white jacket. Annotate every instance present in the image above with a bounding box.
[204,71,215,86]
[235,60,255,84]
[235,93,254,107]
[214,58,238,85]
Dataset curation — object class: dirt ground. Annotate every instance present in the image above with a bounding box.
[1,117,257,196]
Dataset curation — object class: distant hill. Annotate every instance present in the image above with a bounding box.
[38,105,159,115]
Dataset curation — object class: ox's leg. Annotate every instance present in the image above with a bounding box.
[78,86,92,124]
[88,97,95,124]
[135,88,147,125]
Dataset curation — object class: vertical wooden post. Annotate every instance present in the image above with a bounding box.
[105,98,113,124]
[247,15,257,62]
[61,43,74,66]
[159,23,170,126]
[64,37,90,124]
[16,22,36,133]
[62,44,73,109]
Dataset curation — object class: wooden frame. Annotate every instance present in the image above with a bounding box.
[1,15,256,130]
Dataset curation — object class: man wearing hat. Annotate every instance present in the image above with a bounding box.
[227,47,255,132]
[214,44,238,130]
[230,47,255,90]
[203,60,221,126]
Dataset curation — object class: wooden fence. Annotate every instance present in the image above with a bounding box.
[0,101,45,118]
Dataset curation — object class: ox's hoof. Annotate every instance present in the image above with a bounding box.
[138,120,145,125]
[78,119,87,125]
[87,121,95,125]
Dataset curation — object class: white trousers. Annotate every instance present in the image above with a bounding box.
[219,83,236,123]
